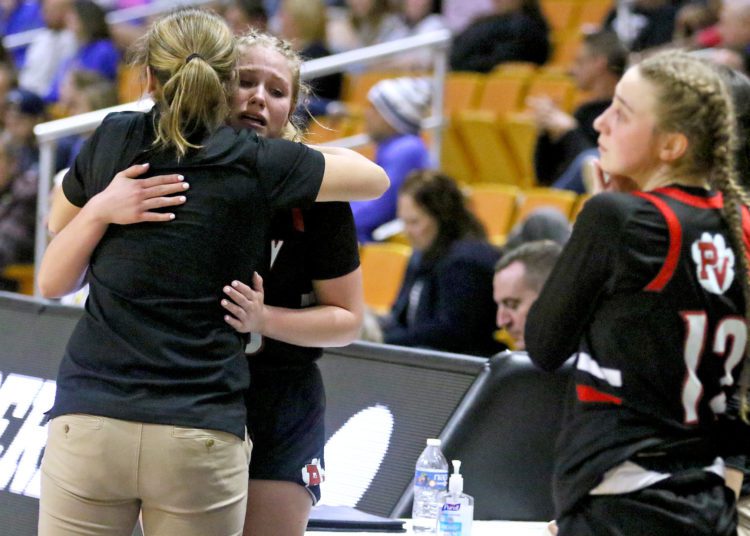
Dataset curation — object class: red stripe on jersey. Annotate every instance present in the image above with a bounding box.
[634,192,682,291]
[656,187,723,209]
[292,208,305,232]
[742,206,750,266]
[576,384,623,405]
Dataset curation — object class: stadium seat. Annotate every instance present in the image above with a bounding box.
[475,74,529,117]
[2,264,34,295]
[467,183,519,244]
[502,115,538,187]
[541,0,580,33]
[360,242,412,315]
[514,187,578,224]
[455,110,523,185]
[578,0,613,27]
[444,72,484,116]
[435,121,478,185]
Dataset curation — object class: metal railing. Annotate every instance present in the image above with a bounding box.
[31,29,452,296]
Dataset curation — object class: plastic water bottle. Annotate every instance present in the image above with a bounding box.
[412,438,449,533]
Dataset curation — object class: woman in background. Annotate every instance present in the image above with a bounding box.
[379,170,505,357]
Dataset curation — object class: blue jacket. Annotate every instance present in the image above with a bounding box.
[382,239,505,357]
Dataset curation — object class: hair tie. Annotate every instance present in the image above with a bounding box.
[186,53,203,64]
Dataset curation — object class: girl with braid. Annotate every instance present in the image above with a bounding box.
[526,50,750,535]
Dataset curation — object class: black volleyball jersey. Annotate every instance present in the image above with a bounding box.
[245,201,359,367]
[527,185,750,517]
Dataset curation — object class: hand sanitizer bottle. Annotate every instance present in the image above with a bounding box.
[436,460,474,535]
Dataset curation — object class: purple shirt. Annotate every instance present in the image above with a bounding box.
[45,39,120,103]
[351,134,431,242]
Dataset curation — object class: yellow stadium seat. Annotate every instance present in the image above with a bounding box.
[2,263,35,295]
[360,242,412,314]
[541,0,580,33]
[476,74,529,117]
[502,114,538,188]
[514,187,578,225]
[455,110,523,185]
[467,183,520,243]
[444,72,485,116]
[550,31,584,68]
[578,1,613,28]
[491,62,538,79]
[436,121,477,185]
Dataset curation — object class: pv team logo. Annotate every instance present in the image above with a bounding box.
[691,233,735,294]
[301,458,325,487]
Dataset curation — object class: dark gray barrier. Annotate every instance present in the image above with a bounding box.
[0,291,567,534]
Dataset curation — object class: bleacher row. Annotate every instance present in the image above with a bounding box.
[306,61,596,189]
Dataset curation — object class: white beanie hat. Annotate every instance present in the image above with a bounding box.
[367,77,431,135]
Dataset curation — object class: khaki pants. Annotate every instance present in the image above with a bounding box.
[39,414,252,536]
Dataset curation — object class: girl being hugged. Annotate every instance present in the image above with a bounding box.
[526,50,750,536]
[36,8,386,536]
[219,30,363,536]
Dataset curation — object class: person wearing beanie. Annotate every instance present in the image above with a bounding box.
[351,77,433,242]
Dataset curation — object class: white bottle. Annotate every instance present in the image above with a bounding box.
[437,460,474,536]
[412,438,449,533]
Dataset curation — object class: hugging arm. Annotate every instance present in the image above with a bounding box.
[222,268,364,347]
[38,164,187,298]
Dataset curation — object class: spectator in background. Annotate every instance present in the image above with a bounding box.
[224,0,269,34]
[327,0,407,54]
[441,0,493,33]
[0,0,44,66]
[2,87,45,176]
[449,0,550,72]
[18,0,75,96]
[603,0,678,52]
[529,30,627,191]
[0,140,37,291]
[56,69,117,170]
[351,76,432,242]
[45,0,119,103]
[379,170,505,357]
[389,0,448,70]
[0,62,18,130]
[493,240,561,351]
[716,0,750,61]
[503,207,571,252]
[278,0,342,117]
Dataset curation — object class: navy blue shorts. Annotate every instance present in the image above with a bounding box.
[245,362,325,503]
[559,470,737,536]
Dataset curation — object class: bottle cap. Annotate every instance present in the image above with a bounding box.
[448,460,463,494]
[426,438,441,446]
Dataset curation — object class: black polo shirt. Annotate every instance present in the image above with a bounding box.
[50,108,324,438]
